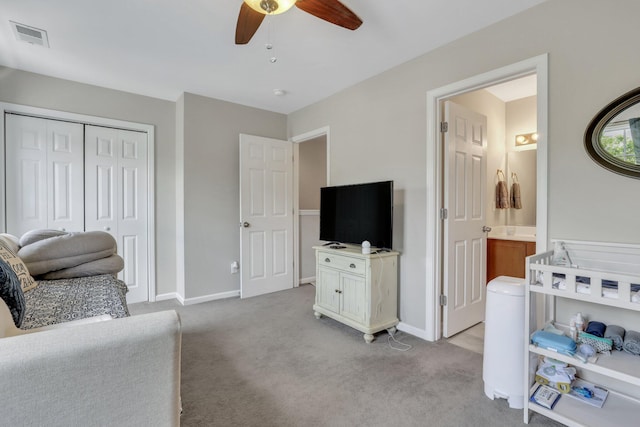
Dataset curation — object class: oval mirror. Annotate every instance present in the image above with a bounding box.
[585,87,640,179]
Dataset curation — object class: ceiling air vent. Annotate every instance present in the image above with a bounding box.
[10,21,49,47]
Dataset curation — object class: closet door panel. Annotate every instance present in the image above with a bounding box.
[117,129,148,303]
[6,115,49,236]
[85,125,148,303]
[6,115,84,236]
[85,126,119,237]
[47,120,84,232]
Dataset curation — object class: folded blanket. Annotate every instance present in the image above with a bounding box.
[18,231,116,276]
[585,321,606,338]
[552,276,640,302]
[605,325,626,351]
[39,255,124,280]
[623,330,640,356]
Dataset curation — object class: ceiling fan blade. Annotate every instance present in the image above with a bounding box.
[235,2,266,45]
[295,0,362,30]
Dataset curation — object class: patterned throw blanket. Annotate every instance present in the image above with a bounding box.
[21,274,129,329]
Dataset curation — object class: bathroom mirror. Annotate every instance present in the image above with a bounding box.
[585,87,640,179]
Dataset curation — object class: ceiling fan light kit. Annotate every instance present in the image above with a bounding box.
[236,0,362,45]
[244,0,297,15]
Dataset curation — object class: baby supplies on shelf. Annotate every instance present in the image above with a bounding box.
[534,359,576,393]
[565,378,609,408]
[531,330,577,356]
[530,384,562,409]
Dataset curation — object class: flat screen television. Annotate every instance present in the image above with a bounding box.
[320,180,393,249]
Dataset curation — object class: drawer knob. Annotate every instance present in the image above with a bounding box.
[325,258,331,262]
[350,263,356,268]
[334,289,342,294]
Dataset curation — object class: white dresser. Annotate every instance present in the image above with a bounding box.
[313,245,399,343]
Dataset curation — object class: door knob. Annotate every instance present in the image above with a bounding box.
[242,222,250,228]
[482,226,492,232]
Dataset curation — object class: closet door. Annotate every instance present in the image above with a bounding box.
[5,115,84,237]
[85,125,148,303]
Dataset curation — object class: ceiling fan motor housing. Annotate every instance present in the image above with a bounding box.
[260,0,280,14]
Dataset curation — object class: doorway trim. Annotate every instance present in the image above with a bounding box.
[0,101,157,302]
[425,54,548,341]
[291,126,330,287]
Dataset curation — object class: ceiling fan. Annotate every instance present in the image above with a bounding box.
[236,0,362,45]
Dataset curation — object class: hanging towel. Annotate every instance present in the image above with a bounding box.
[623,330,640,355]
[604,325,626,351]
[496,181,509,209]
[510,182,522,209]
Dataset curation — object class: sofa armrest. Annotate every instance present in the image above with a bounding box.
[22,314,114,334]
[0,310,181,427]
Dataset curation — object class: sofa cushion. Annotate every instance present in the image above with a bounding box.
[21,274,129,329]
[0,243,37,292]
[0,257,25,327]
[40,254,124,280]
[18,231,117,276]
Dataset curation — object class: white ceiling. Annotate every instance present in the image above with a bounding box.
[0,0,546,114]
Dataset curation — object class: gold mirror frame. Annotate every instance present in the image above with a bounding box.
[585,87,640,179]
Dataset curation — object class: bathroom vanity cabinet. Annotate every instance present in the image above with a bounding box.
[487,238,536,282]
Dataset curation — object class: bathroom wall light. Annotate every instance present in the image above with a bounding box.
[515,132,538,146]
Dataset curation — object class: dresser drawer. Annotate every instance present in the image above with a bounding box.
[318,252,366,275]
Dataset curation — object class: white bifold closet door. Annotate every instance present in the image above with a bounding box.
[85,125,148,303]
[5,114,84,236]
[5,115,149,304]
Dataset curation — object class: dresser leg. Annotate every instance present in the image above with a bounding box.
[364,333,374,343]
[387,326,397,336]
[314,311,322,319]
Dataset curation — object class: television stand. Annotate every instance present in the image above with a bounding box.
[312,245,399,343]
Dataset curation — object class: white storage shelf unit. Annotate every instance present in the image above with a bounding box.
[524,241,640,426]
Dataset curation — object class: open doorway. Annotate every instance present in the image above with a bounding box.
[425,54,548,343]
[292,127,330,287]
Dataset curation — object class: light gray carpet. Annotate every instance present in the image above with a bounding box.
[130,285,560,427]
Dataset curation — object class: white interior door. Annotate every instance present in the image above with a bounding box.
[442,100,488,338]
[239,134,294,298]
[85,125,148,303]
[5,114,84,236]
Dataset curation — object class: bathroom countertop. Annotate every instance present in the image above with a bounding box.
[488,226,536,243]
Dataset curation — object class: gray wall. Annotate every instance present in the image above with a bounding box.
[0,67,178,297]
[0,70,288,301]
[180,93,286,299]
[287,0,640,332]
[299,136,326,210]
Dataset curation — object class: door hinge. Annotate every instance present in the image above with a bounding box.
[440,208,448,220]
[440,121,449,133]
[440,295,447,306]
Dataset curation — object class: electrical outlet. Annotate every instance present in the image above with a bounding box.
[230,261,239,274]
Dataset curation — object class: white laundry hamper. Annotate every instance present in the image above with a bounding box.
[482,276,525,409]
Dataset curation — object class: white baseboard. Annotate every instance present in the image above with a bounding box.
[397,321,433,342]
[300,276,315,284]
[179,290,240,306]
[155,292,179,302]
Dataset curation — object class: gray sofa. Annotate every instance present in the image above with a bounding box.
[0,231,182,426]
[1,301,182,426]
